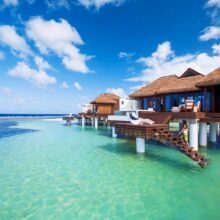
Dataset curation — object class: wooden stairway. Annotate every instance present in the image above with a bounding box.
[153,126,209,168]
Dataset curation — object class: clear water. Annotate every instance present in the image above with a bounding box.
[0,119,220,220]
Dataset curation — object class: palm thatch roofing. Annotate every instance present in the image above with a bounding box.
[90,93,120,104]
[196,67,220,87]
[130,68,204,98]
[130,75,178,98]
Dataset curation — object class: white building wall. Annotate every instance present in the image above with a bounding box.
[81,104,93,113]
[119,99,138,112]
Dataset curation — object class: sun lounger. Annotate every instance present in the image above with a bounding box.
[127,112,155,125]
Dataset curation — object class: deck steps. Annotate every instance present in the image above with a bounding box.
[154,128,209,168]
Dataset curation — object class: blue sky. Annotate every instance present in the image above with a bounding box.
[0,0,220,113]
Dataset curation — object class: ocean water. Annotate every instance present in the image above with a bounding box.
[0,119,220,220]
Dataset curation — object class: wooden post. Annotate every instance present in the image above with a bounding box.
[204,87,207,113]
[211,87,215,112]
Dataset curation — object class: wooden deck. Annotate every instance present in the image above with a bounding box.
[138,111,220,123]
[114,122,209,167]
[115,123,168,139]
[62,116,75,121]
[79,113,111,118]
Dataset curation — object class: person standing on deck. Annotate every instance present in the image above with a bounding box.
[179,120,190,148]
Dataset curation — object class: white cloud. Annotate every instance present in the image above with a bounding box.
[199,26,220,41]
[3,0,18,7]
[206,0,220,8]
[0,25,32,58]
[78,0,126,9]
[34,56,52,70]
[26,16,91,73]
[46,0,70,9]
[106,88,127,98]
[61,81,69,88]
[129,84,145,91]
[0,86,13,96]
[0,51,4,60]
[73,81,82,90]
[8,61,57,87]
[126,41,220,83]
[119,52,134,59]
[212,43,220,53]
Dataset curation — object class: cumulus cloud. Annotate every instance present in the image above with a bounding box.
[106,87,127,98]
[73,81,82,90]
[3,0,18,7]
[26,16,91,73]
[199,26,220,41]
[0,25,32,58]
[61,81,69,88]
[126,41,220,83]
[78,0,126,9]
[212,43,220,53]
[201,0,220,36]
[34,56,52,70]
[8,61,57,87]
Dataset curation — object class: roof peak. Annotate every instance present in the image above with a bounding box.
[179,68,203,78]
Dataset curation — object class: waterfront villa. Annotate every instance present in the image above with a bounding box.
[129,68,206,112]
[79,93,120,128]
[107,67,220,168]
[79,93,138,128]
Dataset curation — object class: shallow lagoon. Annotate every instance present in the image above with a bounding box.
[0,119,220,220]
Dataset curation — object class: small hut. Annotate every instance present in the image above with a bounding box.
[90,93,120,116]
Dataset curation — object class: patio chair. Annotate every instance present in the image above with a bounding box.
[184,99,194,112]
[193,101,201,112]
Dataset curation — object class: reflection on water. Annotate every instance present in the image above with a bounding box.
[0,120,38,139]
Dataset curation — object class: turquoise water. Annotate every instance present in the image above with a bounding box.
[0,119,220,220]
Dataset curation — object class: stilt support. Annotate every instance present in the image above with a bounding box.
[82,116,85,127]
[210,123,217,143]
[112,126,117,138]
[199,123,207,147]
[136,137,145,153]
[189,120,198,151]
[95,117,98,129]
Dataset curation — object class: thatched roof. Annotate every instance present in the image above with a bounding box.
[196,67,220,87]
[130,68,204,98]
[179,68,202,78]
[130,75,178,98]
[157,74,204,95]
[90,93,119,104]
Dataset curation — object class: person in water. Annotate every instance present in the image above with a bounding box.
[179,121,190,148]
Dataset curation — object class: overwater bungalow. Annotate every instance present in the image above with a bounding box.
[79,93,120,127]
[130,68,206,112]
[79,93,138,128]
[108,67,220,167]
